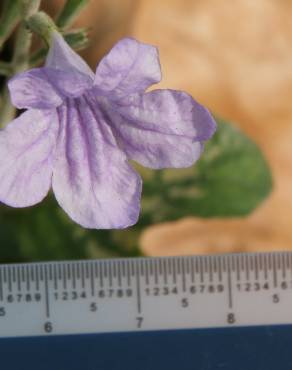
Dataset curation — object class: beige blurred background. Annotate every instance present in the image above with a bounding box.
[49,0,292,256]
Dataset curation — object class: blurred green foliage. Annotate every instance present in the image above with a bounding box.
[56,0,89,29]
[0,118,272,264]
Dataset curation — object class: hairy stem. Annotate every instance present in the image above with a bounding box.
[0,24,31,127]
[26,11,57,46]
[0,0,41,127]
[13,24,32,73]
[20,0,41,18]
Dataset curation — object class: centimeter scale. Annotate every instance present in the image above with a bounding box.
[1,252,292,369]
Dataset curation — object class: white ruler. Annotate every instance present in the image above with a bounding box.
[0,252,291,338]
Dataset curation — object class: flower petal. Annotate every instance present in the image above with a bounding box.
[0,109,58,207]
[52,95,142,229]
[114,90,216,140]
[8,68,63,109]
[46,31,94,80]
[94,37,161,100]
[8,67,93,109]
[102,90,216,169]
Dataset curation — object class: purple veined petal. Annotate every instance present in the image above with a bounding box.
[46,31,94,82]
[94,37,161,100]
[52,95,142,229]
[112,121,204,169]
[8,68,63,109]
[0,109,58,207]
[100,90,216,169]
[43,68,93,98]
[113,89,216,141]
[8,67,94,110]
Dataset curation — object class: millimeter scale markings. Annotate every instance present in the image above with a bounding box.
[0,252,291,337]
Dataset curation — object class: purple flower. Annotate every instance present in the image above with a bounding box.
[0,32,216,229]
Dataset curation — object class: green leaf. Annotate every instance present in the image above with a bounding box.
[56,0,89,29]
[141,118,273,221]
[63,28,89,50]
[0,195,142,263]
[0,208,22,263]
[0,196,90,263]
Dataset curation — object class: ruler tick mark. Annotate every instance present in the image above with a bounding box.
[227,257,233,310]
[263,254,268,280]
[8,267,12,292]
[163,259,167,285]
[26,265,30,291]
[136,262,142,315]
[12,266,16,284]
[53,264,58,290]
[81,262,85,289]
[30,266,35,282]
[21,266,25,286]
[199,257,204,283]
[181,258,186,293]
[16,267,21,292]
[172,258,177,285]
[145,260,149,286]
[72,263,76,290]
[236,255,240,281]
[126,260,131,287]
[108,261,113,287]
[158,259,163,276]
[245,254,250,281]
[99,262,104,288]
[154,260,158,285]
[254,255,259,281]
[117,262,122,287]
[282,253,286,279]
[177,258,181,275]
[272,254,278,288]
[218,257,222,282]
[191,257,195,283]
[62,264,67,290]
[35,265,40,291]
[90,262,95,297]
[48,264,53,282]
[44,265,50,319]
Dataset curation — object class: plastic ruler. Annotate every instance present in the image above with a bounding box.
[0,252,292,370]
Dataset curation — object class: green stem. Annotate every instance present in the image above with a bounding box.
[12,24,32,72]
[0,61,13,76]
[0,24,31,127]
[26,11,57,46]
[20,0,41,18]
[0,0,41,127]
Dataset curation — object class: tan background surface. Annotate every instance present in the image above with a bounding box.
[50,0,292,255]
